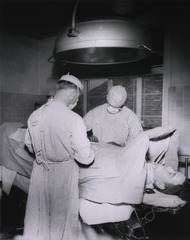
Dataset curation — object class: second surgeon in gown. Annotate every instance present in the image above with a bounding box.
[83,85,143,145]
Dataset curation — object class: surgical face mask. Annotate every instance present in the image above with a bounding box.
[106,103,122,114]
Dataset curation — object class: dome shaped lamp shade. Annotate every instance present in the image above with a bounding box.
[53,18,152,65]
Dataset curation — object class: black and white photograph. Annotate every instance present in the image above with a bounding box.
[1,0,190,239]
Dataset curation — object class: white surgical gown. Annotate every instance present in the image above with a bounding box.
[24,99,94,240]
[83,104,143,145]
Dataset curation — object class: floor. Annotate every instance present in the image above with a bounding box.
[1,187,27,239]
[143,205,190,240]
[1,186,190,240]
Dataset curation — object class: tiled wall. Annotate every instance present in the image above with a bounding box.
[1,92,47,125]
[169,86,190,151]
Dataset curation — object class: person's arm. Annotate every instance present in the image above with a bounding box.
[83,110,99,142]
[143,189,185,207]
[127,111,143,141]
[24,120,34,154]
[83,110,93,131]
[72,116,95,165]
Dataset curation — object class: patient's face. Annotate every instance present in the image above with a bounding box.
[154,165,186,186]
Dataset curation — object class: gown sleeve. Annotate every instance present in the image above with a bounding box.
[71,116,95,165]
[83,110,93,132]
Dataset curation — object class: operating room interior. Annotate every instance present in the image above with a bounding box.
[0,0,190,239]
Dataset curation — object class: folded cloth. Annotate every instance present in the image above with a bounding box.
[144,126,176,141]
[79,199,134,225]
[13,173,30,193]
[148,137,170,164]
[1,166,17,195]
[144,126,179,171]
[79,133,149,204]
[9,128,27,142]
[0,122,34,177]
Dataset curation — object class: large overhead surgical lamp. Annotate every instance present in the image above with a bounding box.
[53,0,152,65]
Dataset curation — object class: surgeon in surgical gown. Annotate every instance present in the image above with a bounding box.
[83,85,143,145]
[24,74,95,240]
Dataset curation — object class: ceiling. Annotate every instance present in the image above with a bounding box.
[1,0,189,77]
[0,0,177,39]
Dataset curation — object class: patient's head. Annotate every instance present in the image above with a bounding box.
[154,165,185,187]
[153,164,190,201]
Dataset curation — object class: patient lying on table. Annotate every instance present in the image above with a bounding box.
[143,163,188,207]
[1,123,189,215]
[1,122,190,240]
[145,162,190,202]
[79,136,187,226]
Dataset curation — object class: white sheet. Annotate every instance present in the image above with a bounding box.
[79,199,134,225]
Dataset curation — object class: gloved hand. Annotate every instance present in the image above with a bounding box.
[89,135,99,142]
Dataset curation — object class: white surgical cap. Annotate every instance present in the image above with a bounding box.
[59,73,83,91]
[107,85,127,107]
